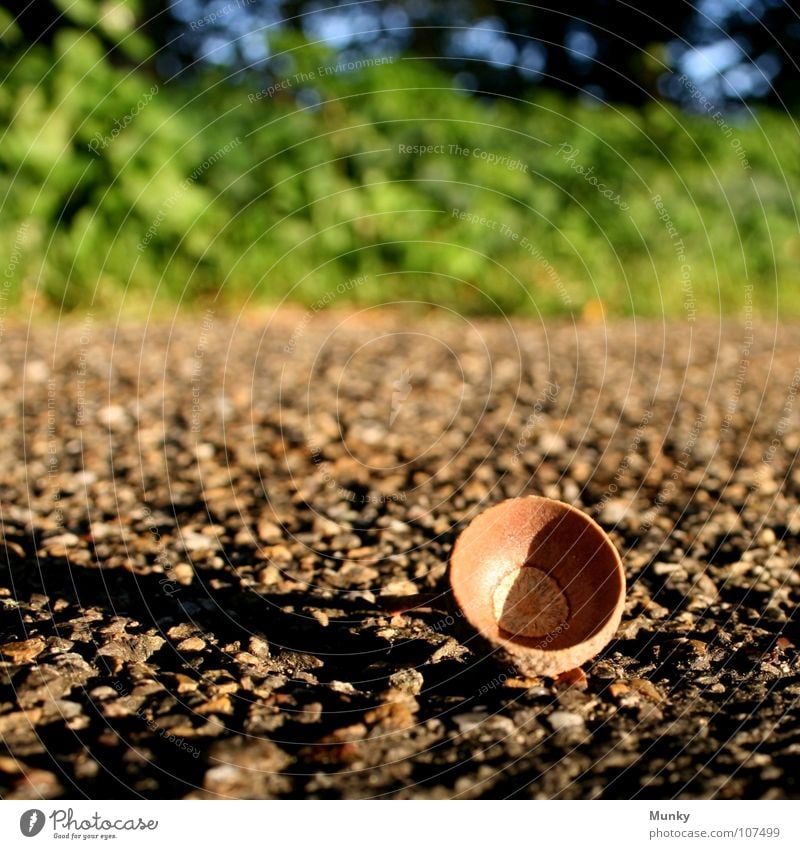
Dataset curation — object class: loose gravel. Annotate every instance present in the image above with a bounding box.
[0,310,798,799]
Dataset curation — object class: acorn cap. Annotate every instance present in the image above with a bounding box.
[449,496,625,678]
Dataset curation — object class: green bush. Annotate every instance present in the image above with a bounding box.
[2,26,798,317]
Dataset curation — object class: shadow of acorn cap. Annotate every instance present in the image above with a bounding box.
[449,496,625,678]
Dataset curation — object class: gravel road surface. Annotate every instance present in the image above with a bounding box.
[1,310,798,799]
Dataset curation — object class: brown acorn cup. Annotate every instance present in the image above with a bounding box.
[378,496,626,678]
[449,496,626,677]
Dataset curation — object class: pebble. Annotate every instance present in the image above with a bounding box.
[601,499,630,525]
[453,712,490,733]
[388,668,424,696]
[248,636,270,658]
[0,638,46,664]
[183,532,220,552]
[548,711,585,732]
[177,637,206,652]
[24,360,50,383]
[97,405,129,427]
[257,520,283,543]
[171,563,195,584]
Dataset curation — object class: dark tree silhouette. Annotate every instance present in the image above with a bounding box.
[2,0,798,106]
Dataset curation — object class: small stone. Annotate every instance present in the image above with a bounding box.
[388,668,424,696]
[609,681,630,697]
[695,573,719,600]
[758,528,777,546]
[97,405,129,427]
[177,637,206,652]
[234,651,266,671]
[382,578,419,596]
[591,660,617,679]
[555,667,588,690]
[653,562,683,575]
[171,563,194,585]
[643,599,670,619]
[24,361,50,383]
[183,532,219,553]
[203,738,291,798]
[196,695,234,715]
[548,711,585,732]
[601,499,630,525]
[248,636,270,658]
[89,686,119,701]
[174,674,199,694]
[539,433,567,455]
[298,726,365,766]
[429,639,470,664]
[0,638,46,664]
[39,533,81,557]
[638,701,664,722]
[257,520,283,543]
[504,676,544,690]
[97,634,166,664]
[0,755,21,773]
[166,624,195,639]
[6,767,62,800]
[453,711,489,733]
[630,678,664,702]
[261,544,292,564]
[618,617,644,640]
[73,753,100,781]
[257,565,282,586]
[46,637,75,654]
[313,516,341,537]
[295,702,323,724]
[338,562,380,585]
[1,540,25,558]
[364,700,416,730]
[343,589,375,604]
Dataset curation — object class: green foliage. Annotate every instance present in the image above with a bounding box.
[2,32,798,317]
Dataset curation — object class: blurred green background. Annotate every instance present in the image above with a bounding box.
[2,1,798,318]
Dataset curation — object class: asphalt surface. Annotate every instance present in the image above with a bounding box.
[1,310,798,799]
